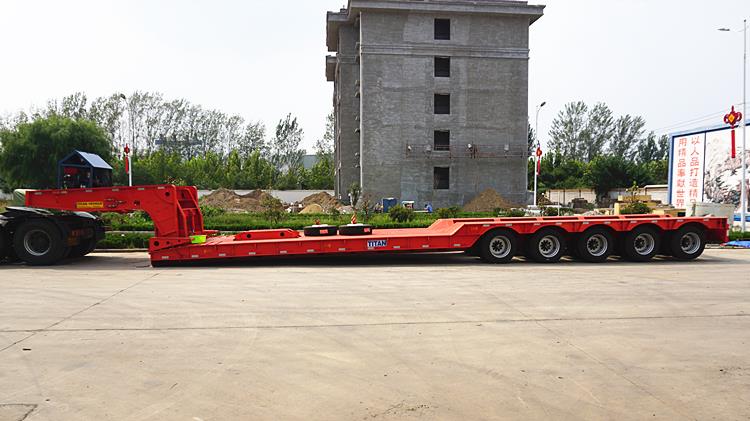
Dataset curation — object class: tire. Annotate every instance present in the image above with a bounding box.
[669,225,706,261]
[13,219,69,266]
[622,226,661,262]
[0,228,9,261]
[527,228,566,263]
[338,224,373,236]
[478,229,517,264]
[303,225,338,237]
[69,238,98,258]
[576,227,615,263]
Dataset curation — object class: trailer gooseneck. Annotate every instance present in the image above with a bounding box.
[0,184,730,266]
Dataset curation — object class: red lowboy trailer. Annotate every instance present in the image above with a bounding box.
[0,184,729,266]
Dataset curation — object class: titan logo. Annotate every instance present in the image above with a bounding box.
[367,240,387,248]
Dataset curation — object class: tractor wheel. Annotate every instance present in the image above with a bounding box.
[69,238,98,258]
[13,219,69,266]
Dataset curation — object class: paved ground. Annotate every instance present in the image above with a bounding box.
[0,250,749,421]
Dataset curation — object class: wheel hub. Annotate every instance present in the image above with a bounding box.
[680,232,701,254]
[23,229,52,257]
[633,233,655,255]
[538,235,561,258]
[586,234,608,257]
[489,236,511,259]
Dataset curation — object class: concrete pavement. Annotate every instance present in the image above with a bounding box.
[0,250,749,420]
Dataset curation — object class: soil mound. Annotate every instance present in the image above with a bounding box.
[462,189,517,212]
[201,188,276,212]
[301,192,340,212]
[300,203,325,214]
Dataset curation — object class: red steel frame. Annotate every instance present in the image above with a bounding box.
[26,184,730,265]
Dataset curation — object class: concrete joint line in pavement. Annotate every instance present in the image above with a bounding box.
[0,273,160,354]
[0,313,747,334]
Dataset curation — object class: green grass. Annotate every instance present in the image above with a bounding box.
[0,200,8,212]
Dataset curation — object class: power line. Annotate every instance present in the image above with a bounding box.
[652,101,746,134]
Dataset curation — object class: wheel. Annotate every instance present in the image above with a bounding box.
[622,226,660,262]
[12,219,69,266]
[478,229,517,264]
[338,224,373,236]
[527,228,565,263]
[68,238,98,258]
[576,227,614,263]
[0,229,9,261]
[669,225,706,261]
[303,225,338,237]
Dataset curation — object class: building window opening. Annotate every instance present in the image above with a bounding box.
[435,19,451,40]
[434,131,450,151]
[434,57,451,77]
[434,94,450,115]
[434,167,450,190]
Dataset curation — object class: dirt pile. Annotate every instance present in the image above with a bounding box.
[301,192,340,212]
[462,189,518,212]
[201,188,276,212]
[300,203,325,214]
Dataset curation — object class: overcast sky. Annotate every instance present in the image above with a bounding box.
[0,0,748,151]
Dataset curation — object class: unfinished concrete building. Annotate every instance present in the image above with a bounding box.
[326,0,544,207]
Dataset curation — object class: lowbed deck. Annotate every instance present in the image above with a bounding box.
[150,215,729,264]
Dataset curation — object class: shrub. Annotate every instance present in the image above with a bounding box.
[500,209,527,218]
[620,202,651,215]
[388,205,415,222]
[261,196,285,224]
[436,207,461,219]
[200,204,225,218]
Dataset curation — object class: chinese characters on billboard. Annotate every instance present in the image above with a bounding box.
[669,134,704,209]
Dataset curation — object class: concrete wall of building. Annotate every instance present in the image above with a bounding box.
[357,11,531,207]
[334,24,361,201]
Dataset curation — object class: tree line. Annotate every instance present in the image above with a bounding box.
[0,92,334,191]
[529,101,670,199]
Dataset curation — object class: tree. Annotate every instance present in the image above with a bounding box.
[584,155,649,200]
[269,114,304,172]
[584,102,614,162]
[609,115,645,160]
[237,121,266,158]
[314,111,334,157]
[548,101,589,161]
[0,116,112,189]
[308,155,334,189]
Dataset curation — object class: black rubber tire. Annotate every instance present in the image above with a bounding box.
[478,229,517,264]
[669,225,706,261]
[69,238,98,258]
[622,226,661,262]
[0,228,9,261]
[527,228,566,263]
[13,219,69,266]
[303,225,339,237]
[338,224,373,236]
[576,227,615,263]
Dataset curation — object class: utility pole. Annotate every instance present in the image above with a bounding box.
[533,102,546,207]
